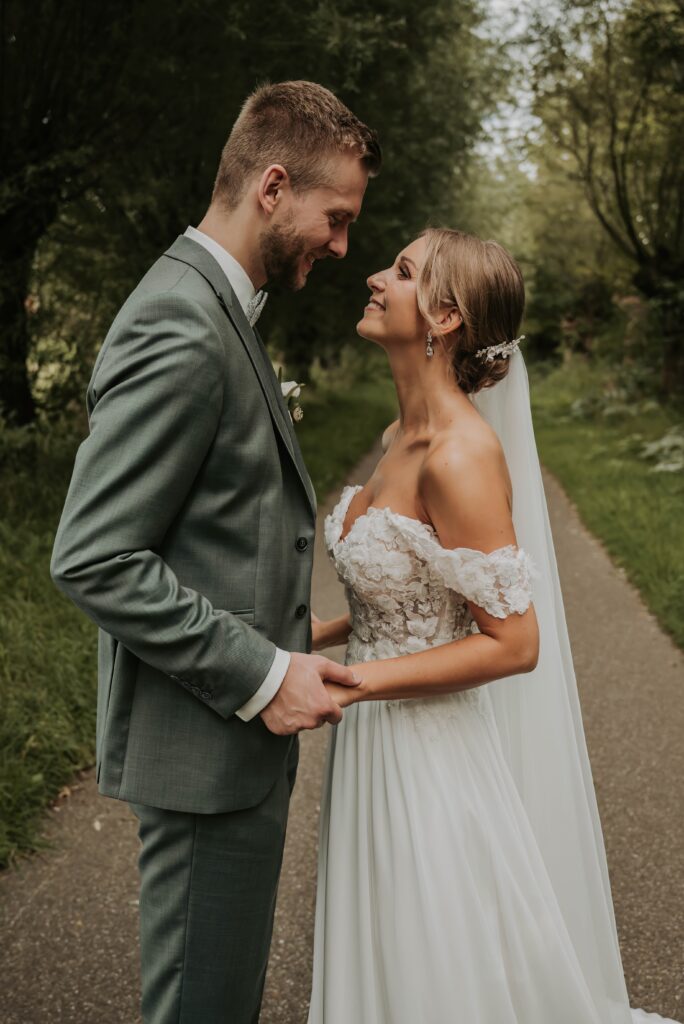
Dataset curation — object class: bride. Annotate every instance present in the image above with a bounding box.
[307,228,677,1023]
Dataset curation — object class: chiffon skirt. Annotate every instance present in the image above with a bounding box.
[307,689,674,1024]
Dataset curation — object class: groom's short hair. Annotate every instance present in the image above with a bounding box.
[213,80,381,208]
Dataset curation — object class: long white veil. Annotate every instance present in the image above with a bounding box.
[472,351,675,1024]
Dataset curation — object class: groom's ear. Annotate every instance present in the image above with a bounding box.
[258,165,290,216]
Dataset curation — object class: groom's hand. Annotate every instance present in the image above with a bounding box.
[259,653,361,735]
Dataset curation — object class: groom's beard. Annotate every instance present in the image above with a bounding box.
[260,214,310,291]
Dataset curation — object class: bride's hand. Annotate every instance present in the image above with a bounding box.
[323,680,359,709]
[311,611,352,651]
[311,610,325,650]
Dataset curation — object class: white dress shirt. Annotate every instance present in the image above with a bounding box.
[184,226,291,722]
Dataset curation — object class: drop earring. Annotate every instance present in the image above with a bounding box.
[426,330,434,358]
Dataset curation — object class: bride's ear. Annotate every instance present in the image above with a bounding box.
[434,307,462,336]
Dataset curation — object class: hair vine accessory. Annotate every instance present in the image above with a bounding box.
[426,330,434,358]
[475,334,525,363]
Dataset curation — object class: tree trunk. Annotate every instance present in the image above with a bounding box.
[0,268,36,425]
[660,309,684,397]
[632,265,684,397]
[0,206,55,425]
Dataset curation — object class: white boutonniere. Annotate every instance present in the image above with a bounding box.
[277,366,305,423]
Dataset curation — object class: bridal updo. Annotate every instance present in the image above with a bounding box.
[417,228,525,394]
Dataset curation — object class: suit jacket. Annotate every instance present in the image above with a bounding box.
[51,235,317,812]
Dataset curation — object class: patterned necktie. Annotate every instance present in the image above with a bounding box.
[246,290,268,327]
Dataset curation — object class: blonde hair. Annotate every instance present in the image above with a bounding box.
[213,80,381,209]
[417,228,525,393]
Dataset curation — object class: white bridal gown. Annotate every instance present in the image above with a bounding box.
[307,483,675,1024]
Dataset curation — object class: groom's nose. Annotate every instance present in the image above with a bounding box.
[328,226,349,259]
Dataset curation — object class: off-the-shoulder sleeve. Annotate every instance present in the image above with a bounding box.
[430,544,537,618]
[392,517,537,618]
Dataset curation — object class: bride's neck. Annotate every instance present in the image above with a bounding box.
[387,344,471,437]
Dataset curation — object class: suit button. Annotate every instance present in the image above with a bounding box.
[200,690,211,700]
[296,536,308,552]
[295,603,308,619]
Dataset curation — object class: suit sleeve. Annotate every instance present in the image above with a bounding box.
[235,647,291,721]
[50,291,278,719]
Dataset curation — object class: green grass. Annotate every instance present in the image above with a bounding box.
[0,363,397,868]
[0,425,98,866]
[530,360,684,649]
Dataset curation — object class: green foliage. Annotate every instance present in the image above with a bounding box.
[3,0,498,421]
[531,358,684,648]
[0,423,97,865]
[527,0,684,389]
[2,0,254,421]
[457,151,632,365]
[464,0,683,382]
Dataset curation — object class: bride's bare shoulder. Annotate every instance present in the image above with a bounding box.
[418,418,514,549]
[423,414,508,483]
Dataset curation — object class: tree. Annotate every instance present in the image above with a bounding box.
[528,0,684,390]
[3,0,499,420]
[0,0,252,423]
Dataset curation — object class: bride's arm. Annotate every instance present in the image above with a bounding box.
[312,610,352,650]
[325,439,539,705]
[333,614,537,705]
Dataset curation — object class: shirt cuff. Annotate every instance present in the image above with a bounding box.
[234,647,291,722]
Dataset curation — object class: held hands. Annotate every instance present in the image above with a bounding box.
[259,652,362,736]
[321,680,358,710]
[323,659,367,710]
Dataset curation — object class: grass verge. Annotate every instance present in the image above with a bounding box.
[0,360,396,867]
[530,359,684,649]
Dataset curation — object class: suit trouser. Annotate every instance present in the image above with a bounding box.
[129,740,298,1024]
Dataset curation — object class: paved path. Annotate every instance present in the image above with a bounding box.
[1,442,682,1023]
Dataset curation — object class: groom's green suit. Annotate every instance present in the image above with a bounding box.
[51,234,317,1022]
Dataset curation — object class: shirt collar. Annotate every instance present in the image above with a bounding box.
[184,226,256,314]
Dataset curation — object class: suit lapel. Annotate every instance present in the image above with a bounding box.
[228,302,317,515]
[164,236,316,517]
[253,324,317,511]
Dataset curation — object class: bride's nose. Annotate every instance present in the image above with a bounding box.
[367,271,384,292]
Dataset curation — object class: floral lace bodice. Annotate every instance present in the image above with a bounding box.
[324,485,536,721]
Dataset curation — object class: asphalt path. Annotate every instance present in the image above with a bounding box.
[0,440,682,1023]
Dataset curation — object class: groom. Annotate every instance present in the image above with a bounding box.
[50,81,381,1023]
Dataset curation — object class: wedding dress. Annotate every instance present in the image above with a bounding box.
[307,353,677,1024]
